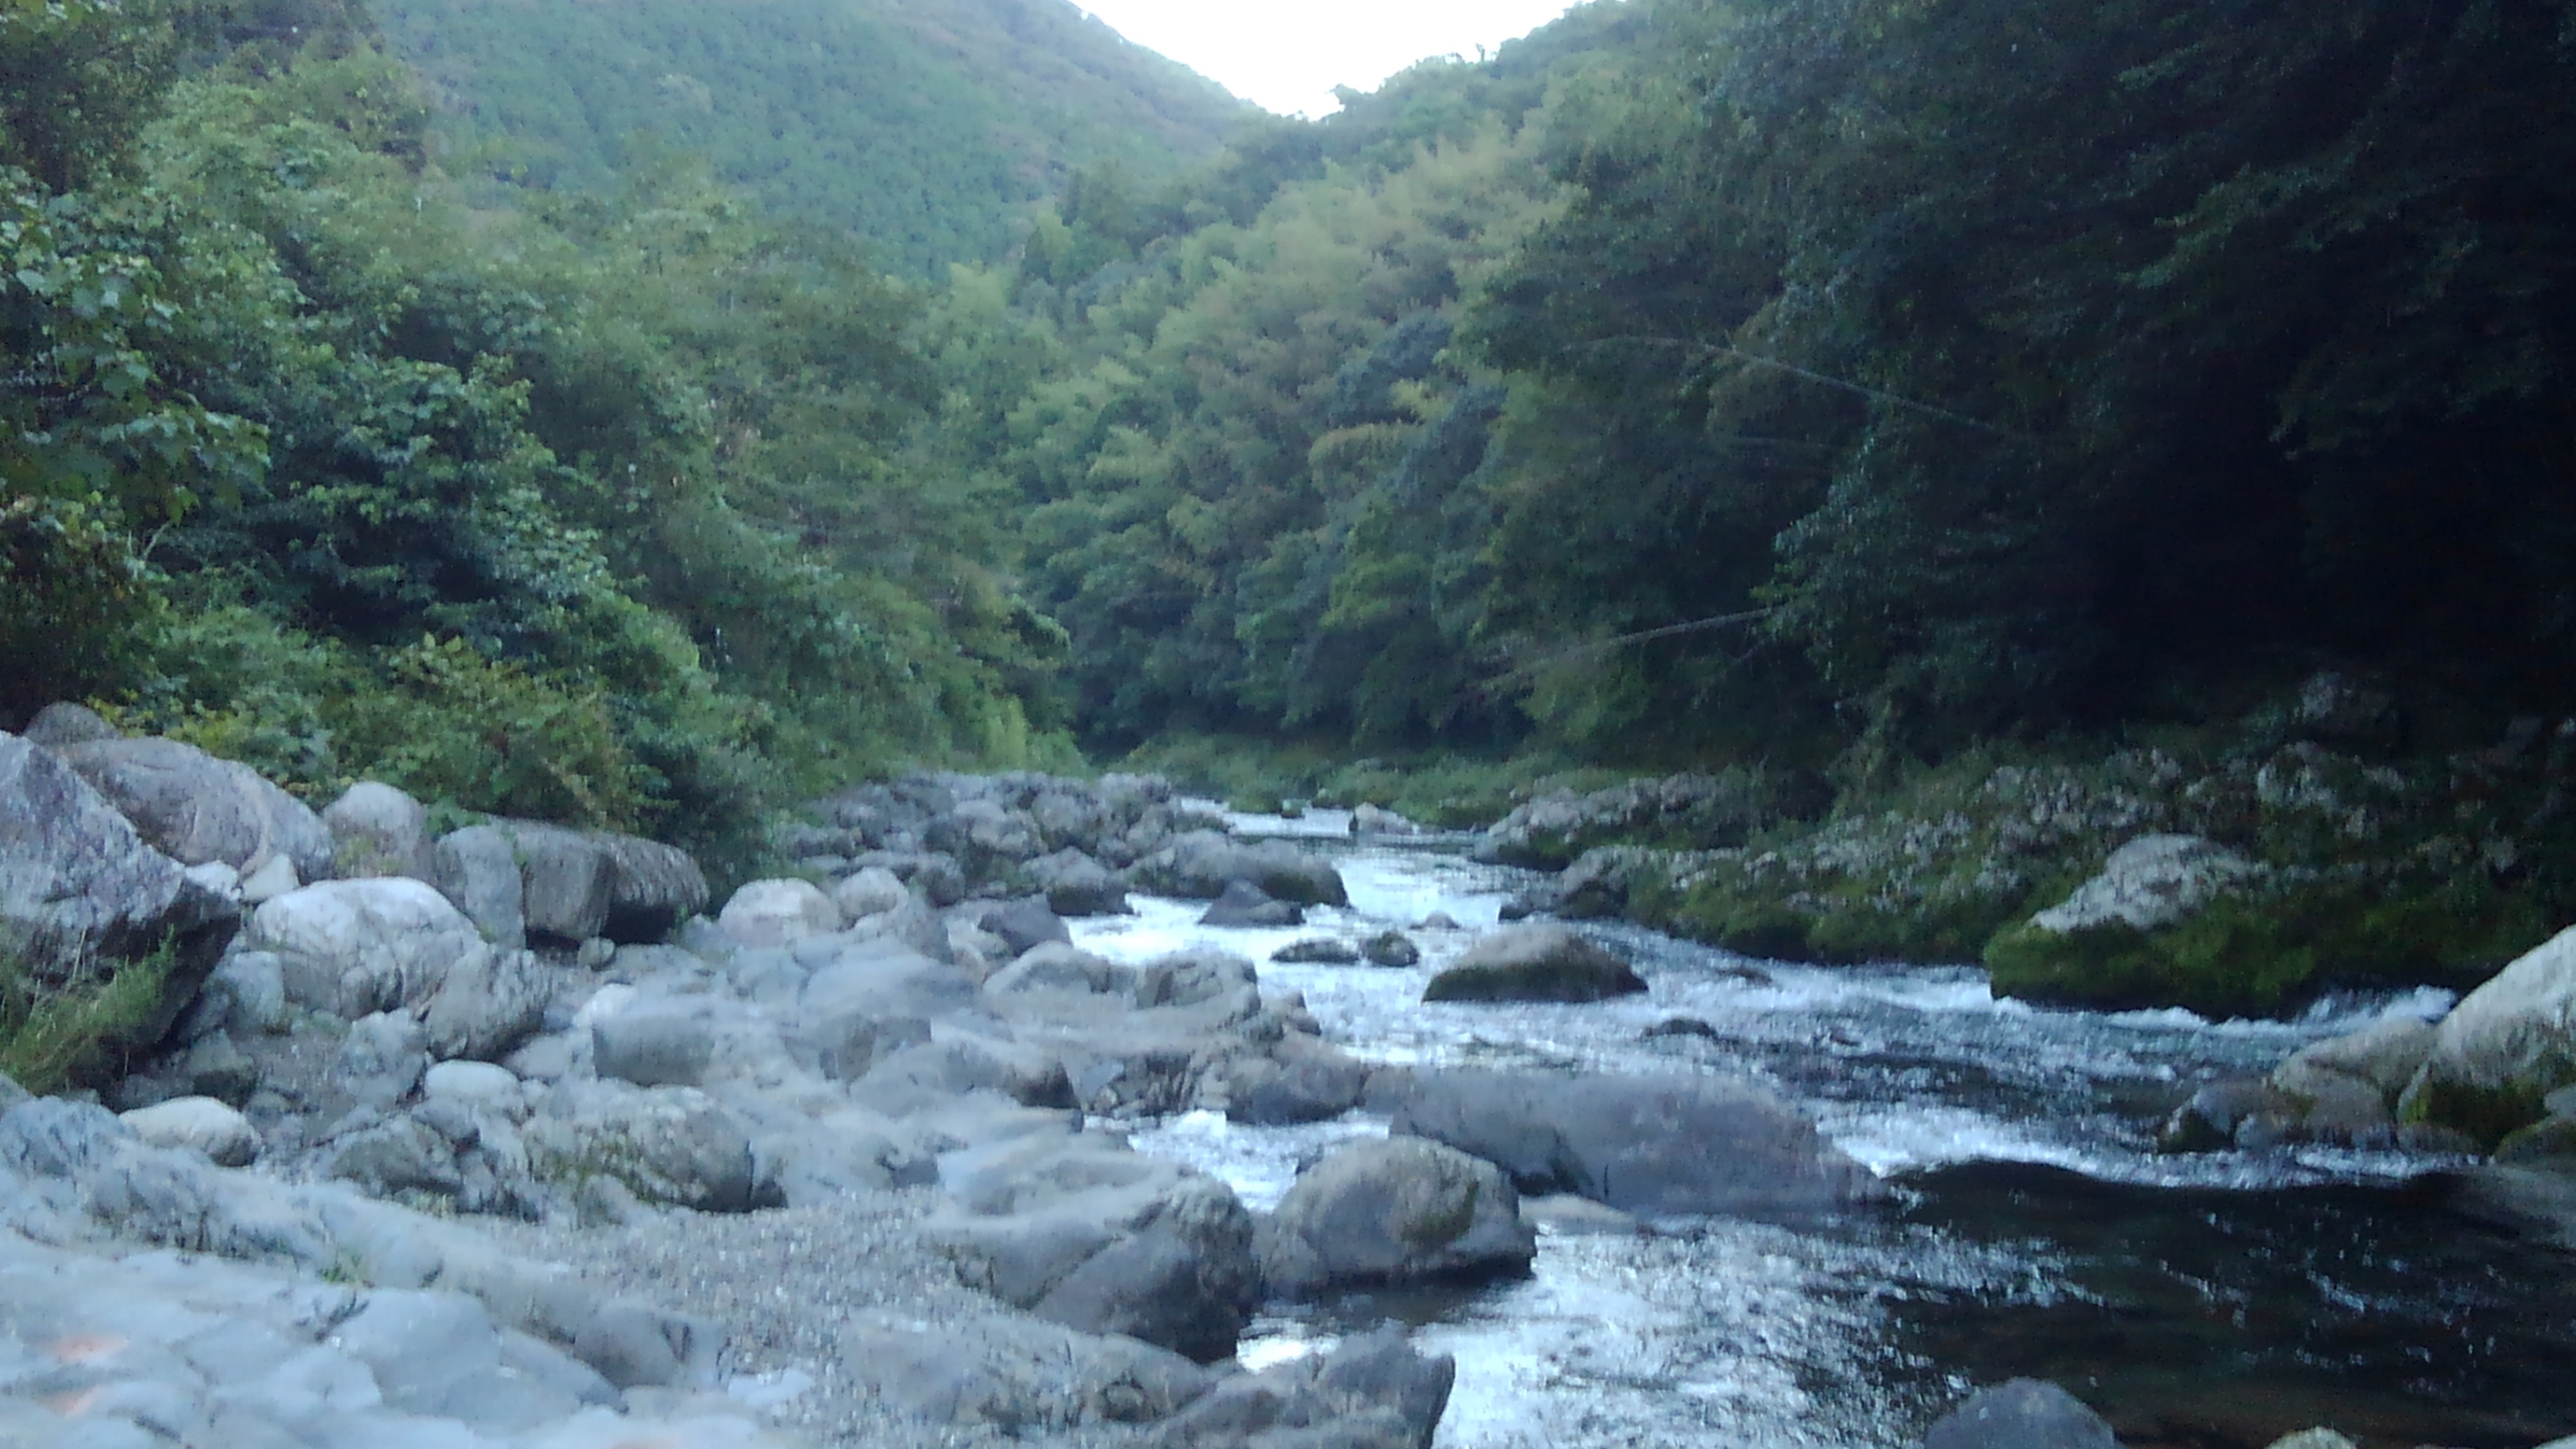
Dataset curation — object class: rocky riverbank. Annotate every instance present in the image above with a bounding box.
[1481,674,2575,1020]
[7,704,2574,1448]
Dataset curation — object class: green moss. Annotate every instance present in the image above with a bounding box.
[2400,1075,2548,1150]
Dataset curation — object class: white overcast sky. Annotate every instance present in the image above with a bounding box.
[1079,1,1586,117]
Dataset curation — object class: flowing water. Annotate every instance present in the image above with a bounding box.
[1068,813,2576,1449]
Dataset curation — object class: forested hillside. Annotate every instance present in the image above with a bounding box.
[9,0,2576,996]
[376,0,1251,272]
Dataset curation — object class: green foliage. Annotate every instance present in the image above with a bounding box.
[0,938,174,1093]
[376,0,1249,274]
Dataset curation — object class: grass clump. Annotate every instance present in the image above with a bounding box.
[0,941,176,1095]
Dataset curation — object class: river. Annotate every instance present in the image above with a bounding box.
[1068,813,2576,1449]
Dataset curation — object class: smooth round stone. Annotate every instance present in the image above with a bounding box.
[423,1059,522,1108]
[120,1095,261,1167]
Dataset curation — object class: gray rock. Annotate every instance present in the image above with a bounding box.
[21,700,121,747]
[1520,1193,1640,1236]
[2158,1077,2299,1152]
[2404,923,2576,1139]
[248,877,489,1021]
[0,1069,25,1110]
[859,849,968,907]
[843,1311,1214,1431]
[0,1095,135,1177]
[340,1008,429,1108]
[1220,1039,1371,1126]
[423,1059,522,1110]
[321,781,433,881]
[981,896,1074,955]
[1031,1175,1261,1362]
[847,893,958,965]
[861,1035,1075,1110]
[592,1007,716,1087]
[179,1030,261,1105]
[1143,1324,1454,1449]
[2275,1016,2437,1101]
[492,822,615,945]
[1257,1137,1536,1294]
[525,1079,773,1213]
[1350,803,1422,837]
[118,1095,260,1166]
[594,831,709,943]
[333,1288,584,1429]
[1029,848,1130,916]
[209,950,287,1035]
[567,1299,727,1389]
[1136,830,1350,906]
[793,938,976,1078]
[430,824,527,949]
[1,733,240,1053]
[1421,924,1645,1003]
[1385,1069,1884,1216]
[2027,833,2259,935]
[1200,879,1304,928]
[1363,930,1421,968]
[324,1115,464,1198]
[1273,936,1361,965]
[832,865,910,920]
[55,735,333,884]
[718,878,842,947]
[1920,1379,2118,1449]
[420,945,549,1062]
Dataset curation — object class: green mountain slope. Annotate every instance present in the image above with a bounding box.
[375,0,1253,272]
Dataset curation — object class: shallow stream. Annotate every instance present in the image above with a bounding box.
[1069,814,2576,1449]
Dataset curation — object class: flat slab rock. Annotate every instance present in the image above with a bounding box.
[1421,923,1647,1003]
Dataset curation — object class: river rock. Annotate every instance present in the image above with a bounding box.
[844,1310,1215,1430]
[1028,847,1129,916]
[718,878,842,947]
[321,781,433,881]
[1,733,241,1055]
[1142,1324,1454,1449]
[2027,833,2258,935]
[245,878,487,1021]
[525,1079,775,1214]
[2274,1016,2437,1101]
[1421,924,1646,1003]
[981,896,1074,955]
[2402,923,2576,1143]
[1274,936,1361,964]
[55,735,334,885]
[21,700,121,747]
[594,831,710,943]
[832,865,910,920]
[931,1138,1260,1362]
[1257,1137,1536,1294]
[119,1095,261,1167]
[1384,1069,1884,1216]
[490,821,616,945]
[423,1059,523,1111]
[1364,930,1421,967]
[420,944,549,1061]
[1352,803,1423,837]
[1218,1037,1371,1125]
[430,823,527,949]
[1920,1378,2118,1449]
[1199,879,1305,928]
[1136,829,1350,906]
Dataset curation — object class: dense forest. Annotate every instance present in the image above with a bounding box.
[8,0,2576,984]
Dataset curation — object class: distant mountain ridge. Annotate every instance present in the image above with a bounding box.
[375,0,1254,272]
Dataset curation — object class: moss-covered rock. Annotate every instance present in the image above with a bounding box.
[1421,924,1646,1004]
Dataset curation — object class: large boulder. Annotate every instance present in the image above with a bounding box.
[525,1079,775,1213]
[1142,1325,1454,1449]
[491,822,615,945]
[931,1136,1261,1362]
[1920,1379,2119,1449]
[1422,924,1646,1003]
[2402,924,2576,1144]
[1384,1069,1884,1216]
[1216,1037,1371,1125]
[1199,879,1303,928]
[322,781,435,881]
[595,831,708,943]
[1028,848,1129,917]
[118,1095,260,1167]
[54,735,333,886]
[431,824,527,949]
[0,734,239,1064]
[419,943,550,1062]
[2028,834,2259,934]
[1256,1137,1536,1295]
[717,878,842,947]
[243,878,488,1022]
[20,700,120,747]
[843,1311,1215,1432]
[1135,830,1350,906]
